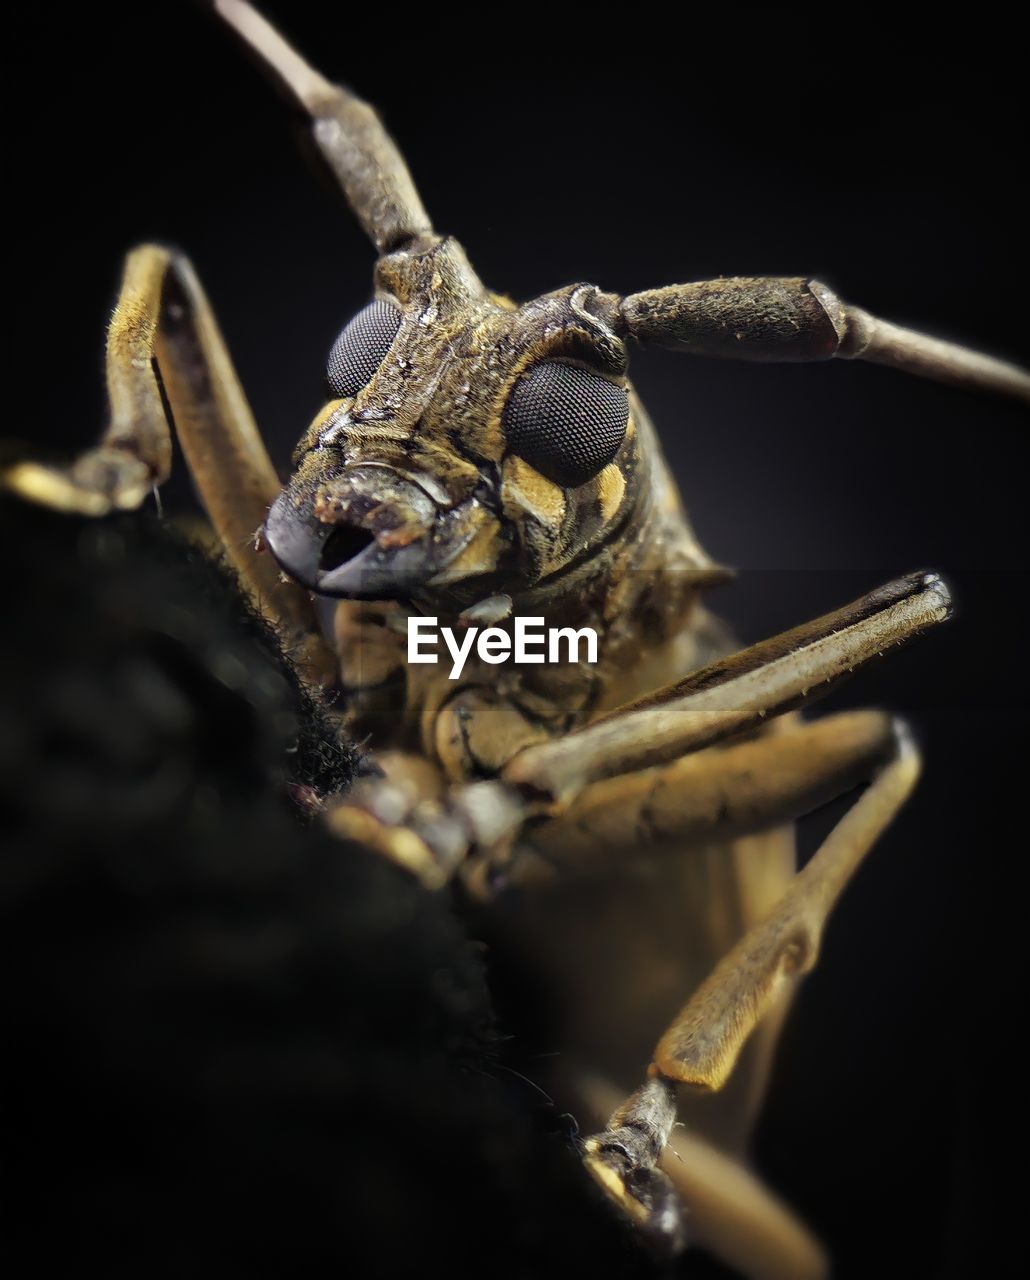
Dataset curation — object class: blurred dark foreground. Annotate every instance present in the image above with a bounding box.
[0,497,649,1279]
[0,496,1020,1280]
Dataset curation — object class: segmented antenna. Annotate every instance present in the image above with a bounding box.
[214,0,433,253]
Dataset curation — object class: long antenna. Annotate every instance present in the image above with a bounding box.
[214,0,433,253]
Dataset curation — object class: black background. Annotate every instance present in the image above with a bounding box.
[12,4,1028,1276]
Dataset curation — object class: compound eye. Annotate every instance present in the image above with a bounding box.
[325,300,402,397]
[503,361,629,489]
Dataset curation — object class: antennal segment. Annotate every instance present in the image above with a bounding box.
[214,0,434,253]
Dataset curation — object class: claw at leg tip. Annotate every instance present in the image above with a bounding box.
[583,1141,688,1258]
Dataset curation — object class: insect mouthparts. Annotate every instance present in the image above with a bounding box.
[319,524,376,573]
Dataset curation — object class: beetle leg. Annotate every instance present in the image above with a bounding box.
[572,1073,827,1280]
[326,689,550,888]
[616,275,1030,403]
[333,575,948,890]
[499,710,894,888]
[503,571,949,804]
[580,719,919,1258]
[1,244,336,688]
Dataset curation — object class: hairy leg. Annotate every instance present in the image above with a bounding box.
[2,245,335,687]
[325,574,949,891]
[581,720,919,1258]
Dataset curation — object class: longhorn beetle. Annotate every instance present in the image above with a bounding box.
[6,3,1028,1276]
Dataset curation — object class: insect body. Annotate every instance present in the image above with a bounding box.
[5,4,1027,1277]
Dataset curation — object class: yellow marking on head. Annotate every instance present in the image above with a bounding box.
[312,398,349,428]
[501,455,567,527]
[297,399,351,451]
[428,513,503,586]
[408,442,483,499]
[597,463,626,523]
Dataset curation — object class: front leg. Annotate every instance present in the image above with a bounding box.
[329,573,949,893]
[327,688,549,888]
[1,245,335,688]
[503,571,949,803]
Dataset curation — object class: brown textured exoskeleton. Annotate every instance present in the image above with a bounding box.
[5,3,1028,1276]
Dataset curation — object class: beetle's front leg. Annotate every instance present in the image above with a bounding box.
[1,244,335,688]
[332,573,950,891]
[326,688,549,888]
[503,570,949,803]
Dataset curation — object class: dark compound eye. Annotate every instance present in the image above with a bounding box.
[503,361,629,488]
[325,300,402,397]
